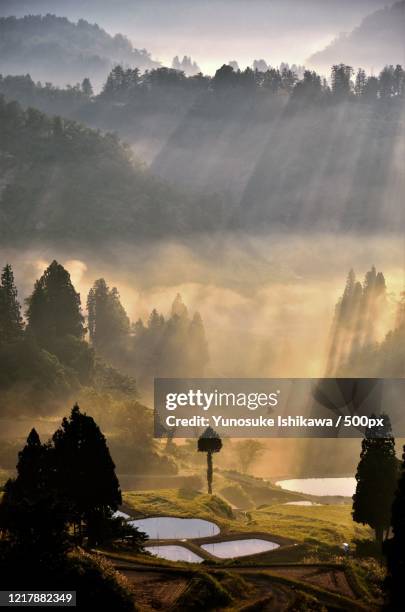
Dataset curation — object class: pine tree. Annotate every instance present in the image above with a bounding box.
[0,428,68,558]
[52,404,122,544]
[352,415,398,544]
[331,64,353,99]
[81,77,93,97]
[384,445,405,609]
[87,279,129,357]
[354,68,367,97]
[0,264,24,343]
[171,293,188,318]
[25,260,85,345]
[198,427,222,494]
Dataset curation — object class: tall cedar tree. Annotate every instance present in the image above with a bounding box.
[52,404,122,544]
[384,445,405,610]
[198,427,222,494]
[0,428,68,559]
[26,260,85,345]
[0,264,24,343]
[87,279,129,356]
[352,415,398,544]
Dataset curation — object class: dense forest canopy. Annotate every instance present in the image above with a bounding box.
[0,96,227,244]
[0,62,404,244]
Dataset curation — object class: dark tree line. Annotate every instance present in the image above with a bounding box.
[0,405,143,610]
[93,62,405,104]
[352,414,405,609]
[352,416,398,544]
[0,404,139,548]
[1,62,404,114]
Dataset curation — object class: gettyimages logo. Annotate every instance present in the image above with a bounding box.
[154,378,403,438]
[164,388,281,411]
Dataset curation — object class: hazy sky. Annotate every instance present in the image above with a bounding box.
[0,0,395,72]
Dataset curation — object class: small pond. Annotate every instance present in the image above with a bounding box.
[276,477,356,497]
[129,516,220,539]
[145,545,203,563]
[201,539,279,558]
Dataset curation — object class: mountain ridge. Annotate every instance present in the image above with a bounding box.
[309,0,405,72]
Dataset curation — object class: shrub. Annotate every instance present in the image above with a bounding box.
[173,572,231,611]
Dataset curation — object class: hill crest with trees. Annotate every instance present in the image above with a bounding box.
[0,14,160,87]
[309,0,405,72]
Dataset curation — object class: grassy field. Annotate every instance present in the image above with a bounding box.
[251,504,371,547]
[114,482,381,609]
[123,489,234,523]
[122,488,371,551]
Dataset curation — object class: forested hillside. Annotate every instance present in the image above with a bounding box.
[0,97,226,245]
[2,63,403,237]
[0,258,210,476]
[0,14,159,87]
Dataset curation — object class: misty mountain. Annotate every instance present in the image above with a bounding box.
[308,1,405,72]
[0,1,394,73]
[0,14,160,88]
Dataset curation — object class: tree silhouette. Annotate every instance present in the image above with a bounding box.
[87,279,129,361]
[26,260,85,345]
[0,425,138,609]
[0,428,68,560]
[331,64,353,99]
[81,77,93,97]
[198,427,222,494]
[52,404,122,545]
[0,263,24,344]
[384,444,405,609]
[352,415,398,544]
